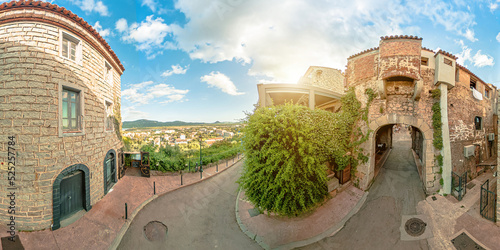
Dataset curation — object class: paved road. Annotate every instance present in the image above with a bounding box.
[300,132,429,250]
[117,160,261,250]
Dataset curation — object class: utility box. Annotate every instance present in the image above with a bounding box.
[487,133,495,141]
[464,145,475,158]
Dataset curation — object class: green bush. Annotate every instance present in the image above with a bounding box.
[238,104,329,216]
[238,88,374,216]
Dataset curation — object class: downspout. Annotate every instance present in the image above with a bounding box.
[439,83,452,194]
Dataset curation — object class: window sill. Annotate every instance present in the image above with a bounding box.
[62,131,85,137]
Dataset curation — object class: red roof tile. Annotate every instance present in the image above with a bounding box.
[0,0,124,72]
[348,47,379,60]
[380,35,423,41]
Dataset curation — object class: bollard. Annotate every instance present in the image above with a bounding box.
[226,159,228,167]
[125,203,128,220]
[216,162,218,172]
[200,170,202,179]
[153,182,156,195]
[181,174,183,185]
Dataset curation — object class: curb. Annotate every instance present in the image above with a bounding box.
[235,189,369,250]
[109,156,245,250]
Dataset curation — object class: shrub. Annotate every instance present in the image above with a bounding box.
[238,104,329,216]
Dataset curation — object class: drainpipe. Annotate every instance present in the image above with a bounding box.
[440,83,452,194]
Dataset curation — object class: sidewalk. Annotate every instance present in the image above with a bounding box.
[418,169,499,250]
[0,156,244,250]
[236,184,367,249]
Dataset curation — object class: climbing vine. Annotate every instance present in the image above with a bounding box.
[113,98,122,140]
[238,87,377,216]
[431,89,444,185]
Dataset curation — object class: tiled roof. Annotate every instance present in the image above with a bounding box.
[421,47,434,53]
[380,35,422,40]
[0,0,124,72]
[457,63,488,86]
[435,49,458,60]
[348,47,379,59]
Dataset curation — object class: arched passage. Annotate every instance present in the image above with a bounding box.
[52,164,91,230]
[367,114,434,193]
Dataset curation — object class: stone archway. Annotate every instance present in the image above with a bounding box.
[366,114,434,193]
[52,164,91,230]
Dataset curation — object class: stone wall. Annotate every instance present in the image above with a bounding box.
[0,17,122,230]
[298,66,345,94]
[448,67,497,179]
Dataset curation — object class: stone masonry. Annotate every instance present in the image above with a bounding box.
[346,35,497,195]
[0,1,124,230]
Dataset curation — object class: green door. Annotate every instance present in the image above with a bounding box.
[60,171,84,219]
[105,153,116,191]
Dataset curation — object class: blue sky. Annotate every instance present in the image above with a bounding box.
[11,0,500,122]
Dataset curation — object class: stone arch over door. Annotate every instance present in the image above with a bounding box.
[103,149,117,195]
[367,114,434,192]
[52,164,91,230]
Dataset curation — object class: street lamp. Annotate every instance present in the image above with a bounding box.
[199,134,203,174]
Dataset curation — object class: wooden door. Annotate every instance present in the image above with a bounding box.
[60,171,84,219]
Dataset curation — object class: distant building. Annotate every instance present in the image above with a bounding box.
[223,131,234,138]
[180,134,186,140]
[205,137,225,146]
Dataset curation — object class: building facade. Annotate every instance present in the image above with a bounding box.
[347,36,497,195]
[257,36,497,203]
[0,0,124,230]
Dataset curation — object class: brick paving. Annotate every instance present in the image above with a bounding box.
[0,156,243,250]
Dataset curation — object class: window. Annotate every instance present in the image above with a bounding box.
[421,57,428,66]
[62,88,81,131]
[105,62,113,84]
[444,58,453,66]
[485,88,490,98]
[61,33,81,62]
[470,79,476,90]
[474,116,482,130]
[59,83,84,137]
[105,101,114,131]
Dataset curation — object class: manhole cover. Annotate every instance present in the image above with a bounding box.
[144,221,168,242]
[405,218,426,237]
[451,232,485,250]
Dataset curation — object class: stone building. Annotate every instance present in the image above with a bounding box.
[0,0,124,230]
[257,66,345,112]
[346,36,497,196]
[257,36,497,202]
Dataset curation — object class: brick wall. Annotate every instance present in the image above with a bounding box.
[448,68,496,179]
[379,39,421,80]
[0,18,122,230]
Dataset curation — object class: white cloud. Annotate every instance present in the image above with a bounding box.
[456,40,494,67]
[122,81,189,104]
[115,18,128,33]
[70,0,109,16]
[167,0,479,82]
[407,0,477,42]
[200,72,244,96]
[115,15,173,59]
[93,21,111,38]
[490,2,498,12]
[161,65,189,77]
[496,32,500,42]
[122,106,150,121]
[472,50,494,67]
[142,0,157,12]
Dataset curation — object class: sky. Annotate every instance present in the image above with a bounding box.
[6,0,500,122]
